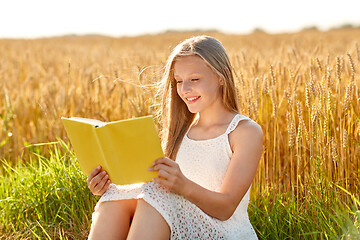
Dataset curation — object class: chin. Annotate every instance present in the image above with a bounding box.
[186,106,199,114]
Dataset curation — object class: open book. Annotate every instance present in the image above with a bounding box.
[61,115,163,185]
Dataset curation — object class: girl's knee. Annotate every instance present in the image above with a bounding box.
[130,199,171,236]
[97,199,137,216]
[89,199,138,239]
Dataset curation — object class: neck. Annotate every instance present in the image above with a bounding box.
[195,106,236,128]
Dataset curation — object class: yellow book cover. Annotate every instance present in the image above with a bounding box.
[61,115,163,185]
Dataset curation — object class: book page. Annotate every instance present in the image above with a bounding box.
[96,116,162,184]
[67,117,105,127]
[62,118,107,175]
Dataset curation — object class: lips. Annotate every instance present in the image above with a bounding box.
[185,96,200,104]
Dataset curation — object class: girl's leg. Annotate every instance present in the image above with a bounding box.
[126,199,171,240]
[88,199,137,240]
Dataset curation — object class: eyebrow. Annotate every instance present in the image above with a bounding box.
[174,73,202,78]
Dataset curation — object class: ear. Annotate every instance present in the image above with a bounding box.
[219,77,224,86]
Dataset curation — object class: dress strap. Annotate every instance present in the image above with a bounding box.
[186,114,251,136]
[225,114,250,134]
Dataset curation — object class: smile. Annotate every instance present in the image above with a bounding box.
[186,96,200,103]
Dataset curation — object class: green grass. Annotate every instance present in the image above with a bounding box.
[249,190,360,239]
[0,140,359,239]
[0,140,99,239]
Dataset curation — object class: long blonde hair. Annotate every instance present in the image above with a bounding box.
[156,35,239,159]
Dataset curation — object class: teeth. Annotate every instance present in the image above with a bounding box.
[187,97,199,101]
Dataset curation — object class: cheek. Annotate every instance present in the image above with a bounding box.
[176,87,185,102]
[204,83,221,96]
[176,86,181,97]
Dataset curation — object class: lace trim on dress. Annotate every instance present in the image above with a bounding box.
[225,114,251,134]
[185,114,248,140]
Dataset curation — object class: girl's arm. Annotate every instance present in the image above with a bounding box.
[149,120,263,221]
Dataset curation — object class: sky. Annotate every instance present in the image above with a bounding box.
[1,0,359,39]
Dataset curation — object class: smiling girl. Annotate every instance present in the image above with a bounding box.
[87,35,263,239]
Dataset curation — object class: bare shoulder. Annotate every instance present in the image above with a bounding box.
[228,119,264,151]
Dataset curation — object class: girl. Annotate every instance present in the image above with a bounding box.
[87,35,263,239]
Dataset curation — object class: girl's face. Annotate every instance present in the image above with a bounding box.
[174,55,223,114]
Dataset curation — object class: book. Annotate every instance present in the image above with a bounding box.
[61,115,163,185]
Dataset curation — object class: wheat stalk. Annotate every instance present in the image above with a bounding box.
[347,52,356,73]
[270,86,278,117]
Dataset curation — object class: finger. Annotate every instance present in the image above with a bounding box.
[87,166,101,183]
[153,157,176,167]
[153,177,169,189]
[157,169,171,179]
[99,180,111,195]
[153,163,175,175]
[89,170,107,190]
[91,172,108,195]
[88,171,105,189]
[94,173,109,192]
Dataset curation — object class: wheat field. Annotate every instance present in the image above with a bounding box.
[0,29,359,210]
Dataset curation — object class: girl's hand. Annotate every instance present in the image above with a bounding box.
[148,157,190,196]
[87,166,111,196]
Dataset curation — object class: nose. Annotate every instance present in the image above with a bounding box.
[180,81,191,94]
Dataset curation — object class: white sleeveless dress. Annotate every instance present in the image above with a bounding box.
[93,114,258,239]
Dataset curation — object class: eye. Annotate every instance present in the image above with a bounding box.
[175,80,182,84]
[191,78,199,81]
